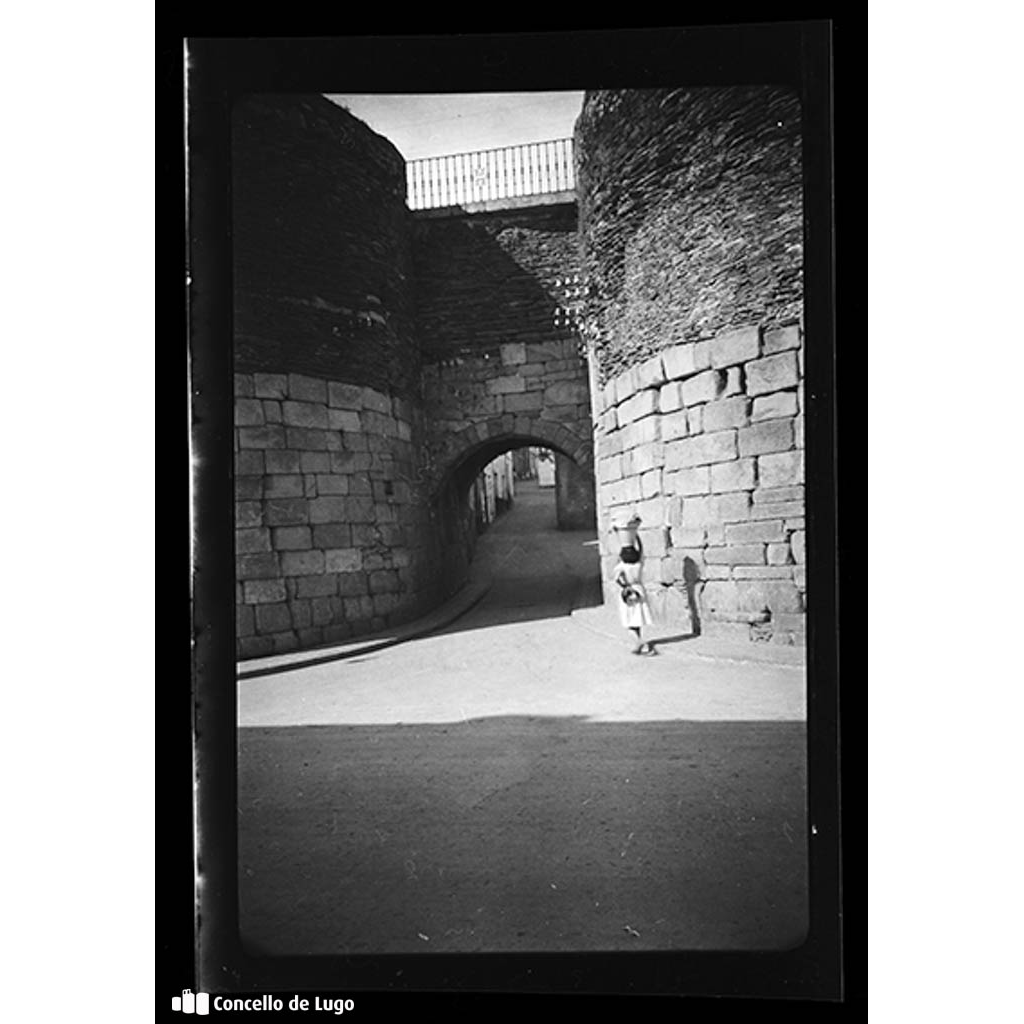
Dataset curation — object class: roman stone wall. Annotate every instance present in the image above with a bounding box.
[233,371,450,658]
[577,88,805,642]
[232,95,419,396]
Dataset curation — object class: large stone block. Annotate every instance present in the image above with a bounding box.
[311,523,351,549]
[758,450,804,488]
[501,342,526,365]
[235,476,262,501]
[767,542,792,565]
[296,574,338,599]
[666,466,711,496]
[635,354,666,390]
[360,388,391,416]
[736,580,802,615]
[660,409,690,442]
[236,603,254,637]
[238,425,286,449]
[255,602,293,634]
[664,429,737,470]
[503,390,544,413]
[264,498,308,526]
[316,474,349,496]
[235,398,265,426]
[487,375,526,395]
[235,450,264,475]
[285,427,337,451]
[243,579,286,604]
[328,408,361,432]
[262,400,282,424]
[710,458,756,494]
[709,326,760,368]
[619,416,661,450]
[288,374,327,404]
[328,381,364,409]
[794,565,806,590]
[700,580,739,614]
[369,569,401,595]
[738,419,795,457]
[614,368,639,406]
[236,501,262,528]
[336,572,369,598]
[545,380,590,406]
[703,397,749,432]
[236,552,279,580]
[280,550,325,576]
[791,530,806,563]
[753,485,804,505]
[725,519,785,544]
[746,351,800,396]
[681,496,713,528]
[331,451,373,474]
[641,469,662,499]
[681,369,725,406]
[617,389,658,425]
[235,373,255,398]
[732,565,795,579]
[748,501,804,521]
[668,526,705,548]
[253,373,288,399]
[308,496,349,524]
[236,527,271,553]
[687,406,703,435]
[710,491,751,523]
[752,391,799,422]
[273,526,311,551]
[706,544,765,565]
[264,474,304,498]
[659,380,685,413]
[325,548,362,573]
[282,401,329,429]
[264,450,302,475]
[763,324,801,354]
[662,344,697,381]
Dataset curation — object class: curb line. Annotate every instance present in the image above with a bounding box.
[237,581,494,681]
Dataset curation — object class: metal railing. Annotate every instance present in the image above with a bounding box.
[407,138,575,210]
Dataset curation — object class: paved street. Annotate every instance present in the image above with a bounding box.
[237,480,808,954]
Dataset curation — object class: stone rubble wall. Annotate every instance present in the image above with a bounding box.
[233,371,446,659]
[595,324,805,643]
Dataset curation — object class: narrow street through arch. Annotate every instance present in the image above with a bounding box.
[237,477,807,955]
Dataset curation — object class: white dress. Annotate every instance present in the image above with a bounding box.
[614,560,653,628]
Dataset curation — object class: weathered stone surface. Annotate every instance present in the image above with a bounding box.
[706,544,765,565]
[307,496,348,524]
[238,425,286,449]
[723,366,744,397]
[767,542,792,565]
[236,527,272,553]
[325,548,362,573]
[236,501,262,528]
[710,491,751,523]
[235,476,262,500]
[282,401,329,429]
[738,418,795,457]
[763,324,801,354]
[725,519,784,544]
[288,374,327,404]
[663,429,737,470]
[273,526,311,550]
[658,380,684,413]
[732,565,794,579]
[255,601,293,633]
[264,498,308,526]
[487,375,526,395]
[280,550,325,576]
[617,389,658,425]
[635,354,666,390]
[701,580,739,614]
[668,526,705,548]
[501,342,526,365]
[736,580,802,614]
[237,552,279,580]
[264,474,304,498]
[709,326,760,368]
[331,451,373,474]
[791,530,806,563]
[660,409,690,442]
[710,457,756,493]
[328,408,361,432]
[311,524,351,549]
[681,369,725,406]
[662,344,697,381]
[243,578,287,604]
[502,390,544,413]
[758,450,804,488]
[748,501,804,521]
[235,374,255,398]
[753,485,804,504]
[285,427,338,451]
[619,416,660,450]
[793,564,806,590]
[296,575,337,599]
[264,450,302,475]
[746,351,799,396]
[336,572,368,598]
[327,382,364,409]
[235,398,265,426]
[253,373,288,399]
[235,450,264,475]
[666,466,710,496]
[262,400,282,424]
[703,397,750,432]
[687,406,703,435]
[614,368,639,406]
[640,469,662,498]
[752,390,799,422]
[315,474,349,496]
[369,569,401,594]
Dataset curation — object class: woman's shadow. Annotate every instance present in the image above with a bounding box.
[650,556,703,648]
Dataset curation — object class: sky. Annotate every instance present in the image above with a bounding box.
[324,91,585,161]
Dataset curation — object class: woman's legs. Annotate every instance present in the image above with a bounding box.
[629,626,642,653]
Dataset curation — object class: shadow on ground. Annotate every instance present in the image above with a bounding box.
[238,716,808,956]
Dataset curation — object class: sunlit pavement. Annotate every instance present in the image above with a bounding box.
[237,480,809,954]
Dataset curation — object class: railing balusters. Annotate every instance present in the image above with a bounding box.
[406,138,574,210]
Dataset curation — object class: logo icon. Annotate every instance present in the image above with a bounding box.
[172,989,210,1015]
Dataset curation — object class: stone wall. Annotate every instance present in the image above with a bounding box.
[233,371,449,658]
[577,87,805,642]
[594,326,805,643]
[232,95,419,396]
